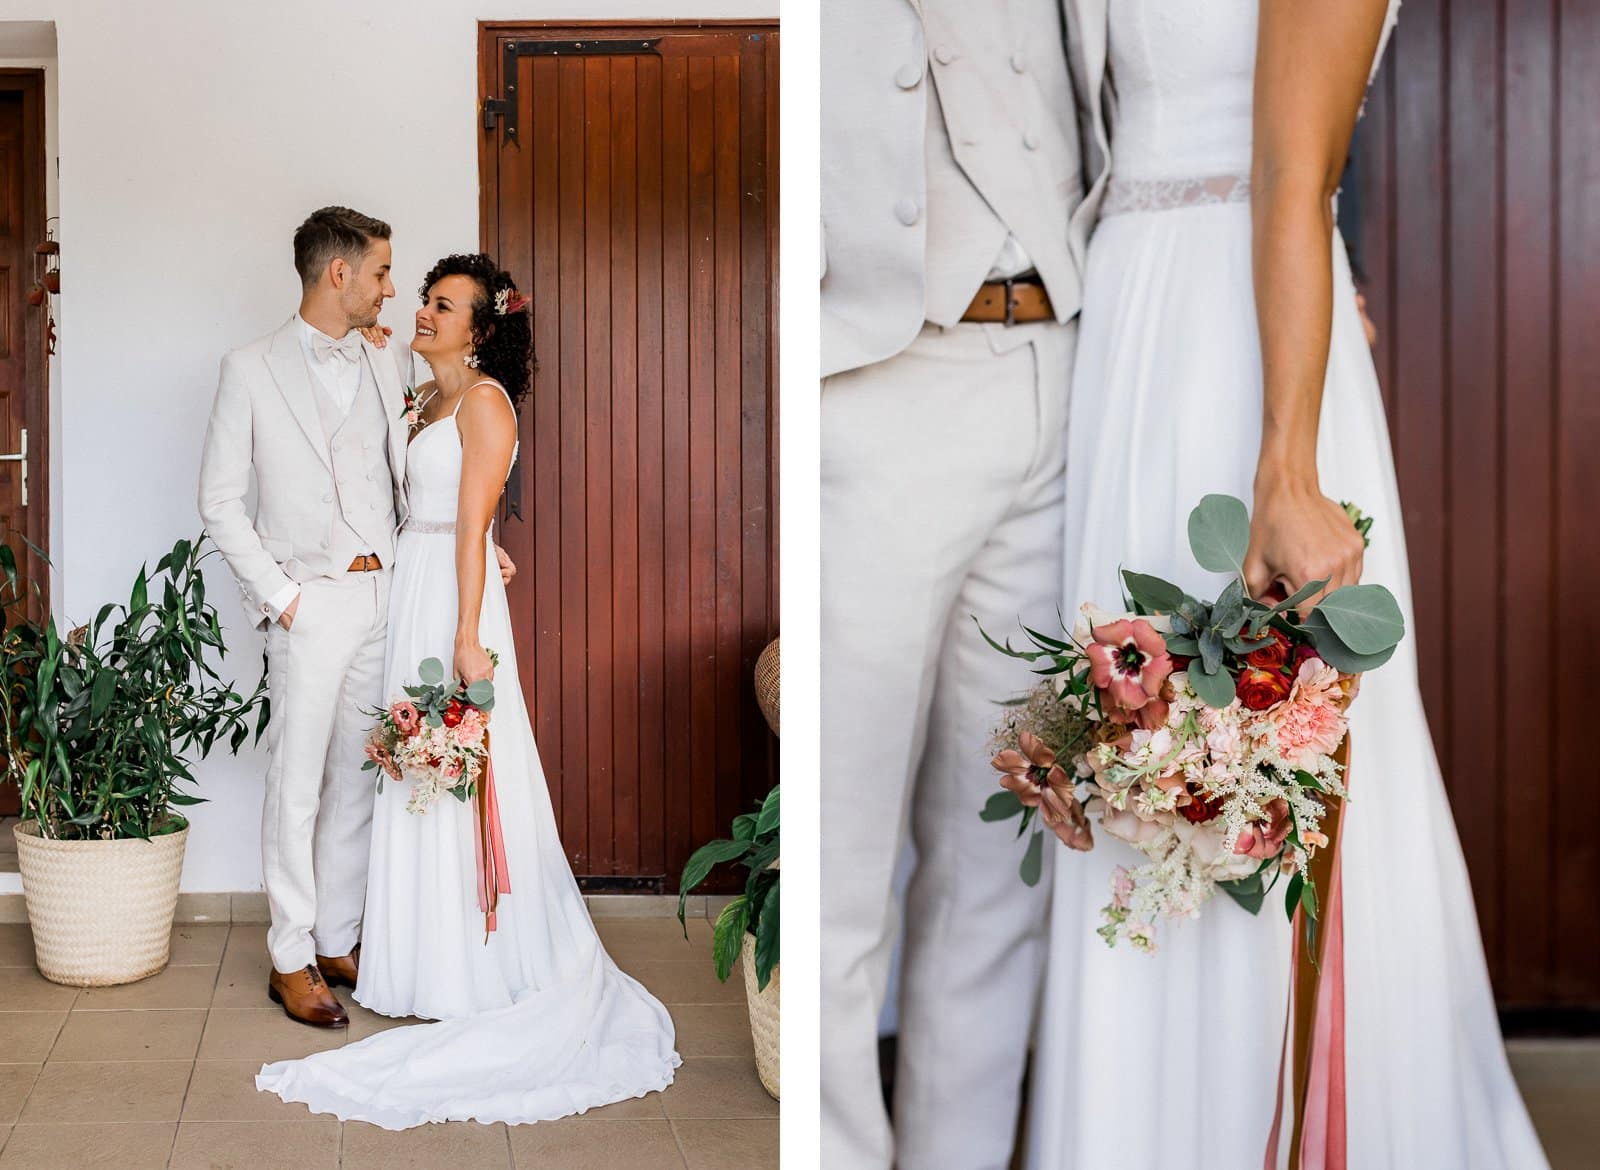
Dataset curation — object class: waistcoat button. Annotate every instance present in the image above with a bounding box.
[1023,130,1041,151]
[933,45,956,65]
[894,63,922,89]
[1011,52,1027,74]
[894,198,921,227]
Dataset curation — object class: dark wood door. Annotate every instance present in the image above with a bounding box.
[1346,0,1600,1020]
[0,71,47,819]
[478,23,779,890]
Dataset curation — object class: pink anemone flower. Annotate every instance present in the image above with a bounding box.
[991,731,1094,852]
[1086,618,1174,714]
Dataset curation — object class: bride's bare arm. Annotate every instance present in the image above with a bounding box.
[452,385,519,684]
[1243,0,1390,609]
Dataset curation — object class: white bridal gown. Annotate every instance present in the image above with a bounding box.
[1028,3,1548,1168]
[257,382,680,1128]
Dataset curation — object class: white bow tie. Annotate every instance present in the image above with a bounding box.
[311,331,363,366]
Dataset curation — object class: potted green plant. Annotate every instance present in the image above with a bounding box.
[677,784,779,1098]
[3,534,268,986]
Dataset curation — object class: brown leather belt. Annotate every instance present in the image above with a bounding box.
[961,276,1055,325]
[347,554,383,572]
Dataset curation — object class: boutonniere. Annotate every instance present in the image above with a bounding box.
[401,386,424,430]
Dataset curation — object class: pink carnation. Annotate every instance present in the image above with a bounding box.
[1266,660,1348,769]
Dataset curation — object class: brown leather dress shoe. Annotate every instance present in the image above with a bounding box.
[267,964,348,1028]
[315,944,360,989]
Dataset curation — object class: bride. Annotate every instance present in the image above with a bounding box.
[1028,2,1548,1167]
[257,253,680,1127]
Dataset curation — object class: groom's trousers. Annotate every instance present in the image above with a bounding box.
[822,319,1075,1170]
[261,569,390,973]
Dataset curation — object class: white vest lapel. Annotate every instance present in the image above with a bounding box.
[264,319,334,472]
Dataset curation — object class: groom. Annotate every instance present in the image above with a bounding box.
[821,3,1109,1168]
[198,207,513,1027]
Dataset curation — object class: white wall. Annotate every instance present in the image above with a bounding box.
[0,0,777,894]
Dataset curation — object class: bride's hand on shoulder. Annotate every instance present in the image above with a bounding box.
[1242,469,1365,615]
[454,638,495,685]
[358,324,393,349]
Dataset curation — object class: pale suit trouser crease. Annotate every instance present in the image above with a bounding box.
[822,319,1075,1170]
[261,570,390,974]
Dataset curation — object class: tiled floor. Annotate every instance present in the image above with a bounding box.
[0,919,778,1169]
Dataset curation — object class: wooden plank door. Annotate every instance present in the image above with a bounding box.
[479,23,779,890]
[0,71,47,819]
[1347,0,1600,1021]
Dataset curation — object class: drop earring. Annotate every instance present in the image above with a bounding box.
[464,349,480,369]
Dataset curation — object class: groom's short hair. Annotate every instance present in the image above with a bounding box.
[293,206,392,289]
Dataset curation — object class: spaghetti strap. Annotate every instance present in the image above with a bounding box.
[459,377,516,417]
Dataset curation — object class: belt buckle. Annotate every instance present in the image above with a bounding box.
[1003,277,1017,327]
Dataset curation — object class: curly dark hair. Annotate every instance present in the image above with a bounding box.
[418,253,533,405]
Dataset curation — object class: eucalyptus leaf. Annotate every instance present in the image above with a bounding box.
[1187,657,1238,709]
[1019,829,1045,887]
[1301,609,1399,672]
[1197,628,1224,675]
[418,657,445,685]
[1121,570,1186,614]
[1163,634,1200,657]
[981,790,1026,822]
[1271,577,1329,615]
[1314,584,1406,655]
[1218,873,1266,915]
[465,678,495,706]
[1187,494,1251,577]
[1212,577,1246,634]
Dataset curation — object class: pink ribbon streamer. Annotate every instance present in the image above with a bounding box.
[1263,780,1348,1170]
[471,733,512,940]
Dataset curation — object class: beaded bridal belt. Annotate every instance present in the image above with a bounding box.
[403,518,456,535]
[1099,173,1251,219]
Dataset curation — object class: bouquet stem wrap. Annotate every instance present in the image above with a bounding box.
[472,729,512,941]
[1265,735,1349,1170]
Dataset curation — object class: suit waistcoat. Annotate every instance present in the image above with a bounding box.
[309,352,397,567]
[920,0,1086,327]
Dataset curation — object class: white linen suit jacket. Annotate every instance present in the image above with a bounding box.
[197,317,414,629]
[820,0,1113,378]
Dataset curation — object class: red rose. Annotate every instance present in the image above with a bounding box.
[1179,790,1225,824]
[1244,628,1292,670]
[1294,643,1323,669]
[1236,667,1292,711]
[442,699,464,728]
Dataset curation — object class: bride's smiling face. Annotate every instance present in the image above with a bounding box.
[413,274,483,364]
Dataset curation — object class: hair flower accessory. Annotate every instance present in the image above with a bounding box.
[494,287,531,316]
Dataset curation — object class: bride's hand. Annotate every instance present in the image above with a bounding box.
[454,638,495,685]
[359,324,392,349]
[1242,471,1365,614]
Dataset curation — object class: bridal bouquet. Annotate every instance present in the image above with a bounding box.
[982,495,1403,951]
[363,655,499,814]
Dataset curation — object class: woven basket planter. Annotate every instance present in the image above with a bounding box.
[741,931,780,1099]
[13,821,188,987]
[754,638,779,736]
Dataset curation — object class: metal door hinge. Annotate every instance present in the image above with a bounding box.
[482,38,662,144]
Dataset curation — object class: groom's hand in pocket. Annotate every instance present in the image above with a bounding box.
[494,543,517,584]
[277,593,300,631]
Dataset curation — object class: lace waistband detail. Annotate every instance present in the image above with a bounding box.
[403,518,456,535]
[1100,174,1251,219]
